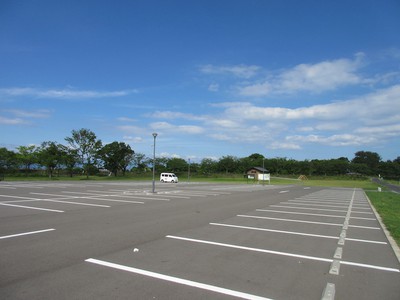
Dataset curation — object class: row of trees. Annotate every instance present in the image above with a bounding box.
[0,128,134,178]
[1,128,399,179]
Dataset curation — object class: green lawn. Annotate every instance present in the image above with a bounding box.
[366,191,400,246]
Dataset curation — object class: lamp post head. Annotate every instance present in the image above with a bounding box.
[152,133,158,138]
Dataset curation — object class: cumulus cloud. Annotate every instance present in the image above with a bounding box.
[150,121,205,134]
[144,84,400,151]
[239,53,365,96]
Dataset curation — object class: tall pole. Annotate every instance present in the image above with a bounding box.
[152,133,157,193]
[263,158,265,186]
[188,158,191,183]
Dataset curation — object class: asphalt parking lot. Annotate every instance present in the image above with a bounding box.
[1,181,399,299]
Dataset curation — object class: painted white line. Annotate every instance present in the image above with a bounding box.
[281,202,354,209]
[340,260,400,273]
[62,191,170,201]
[0,228,55,240]
[210,223,339,240]
[238,214,381,230]
[85,258,273,300]
[167,235,400,273]
[345,238,387,245]
[166,235,333,263]
[210,223,386,245]
[256,209,346,219]
[271,205,373,214]
[0,202,64,212]
[30,193,144,204]
[0,194,43,201]
[279,190,289,193]
[41,199,110,207]
[238,214,344,227]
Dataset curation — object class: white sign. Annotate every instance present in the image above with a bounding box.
[258,173,270,181]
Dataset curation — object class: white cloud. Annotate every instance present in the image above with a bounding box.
[150,121,204,134]
[202,85,400,149]
[116,125,145,134]
[200,64,261,78]
[239,53,365,96]
[117,117,137,122]
[149,111,206,121]
[287,134,377,147]
[226,85,400,123]
[0,87,138,99]
[139,84,399,153]
[0,116,27,125]
[208,83,219,92]
[0,108,51,125]
[123,135,143,144]
[270,141,302,150]
[4,109,51,118]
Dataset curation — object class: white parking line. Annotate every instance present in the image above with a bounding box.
[271,205,373,214]
[62,191,170,201]
[256,209,376,220]
[41,199,110,207]
[256,209,346,219]
[0,202,64,212]
[237,214,381,229]
[210,223,386,245]
[210,222,339,240]
[30,193,144,204]
[85,258,273,300]
[0,228,55,240]
[167,235,333,263]
[166,235,400,273]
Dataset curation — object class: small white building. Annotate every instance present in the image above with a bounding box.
[246,167,270,182]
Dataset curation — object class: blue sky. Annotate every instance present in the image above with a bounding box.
[1,0,400,162]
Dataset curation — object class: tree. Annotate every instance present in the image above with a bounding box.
[352,151,381,175]
[98,142,134,176]
[218,155,239,173]
[131,153,147,173]
[16,145,38,174]
[37,141,64,178]
[199,158,217,175]
[59,145,79,177]
[240,153,265,172]
[0,147,17,175]
[65,128,102,179]
[166,157,187,173]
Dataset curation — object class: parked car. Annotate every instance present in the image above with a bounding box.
[160,172,179,183]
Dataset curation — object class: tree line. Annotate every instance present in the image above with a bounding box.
[1,128,399,179]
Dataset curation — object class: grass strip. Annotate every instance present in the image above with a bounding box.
[366,191,400,247]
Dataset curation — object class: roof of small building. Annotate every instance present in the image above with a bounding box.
[246,166,269,173]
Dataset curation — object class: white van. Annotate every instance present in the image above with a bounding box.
[160,173,179,183]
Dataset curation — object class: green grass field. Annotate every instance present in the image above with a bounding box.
[366,191,400,246]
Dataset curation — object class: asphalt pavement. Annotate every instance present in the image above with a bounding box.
[1,181,399,299]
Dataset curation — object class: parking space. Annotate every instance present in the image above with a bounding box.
[1,182,399,299]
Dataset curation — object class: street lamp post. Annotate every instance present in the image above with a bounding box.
[188,158,191,183]
[262,158,265,186]
[152,133,157,193]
